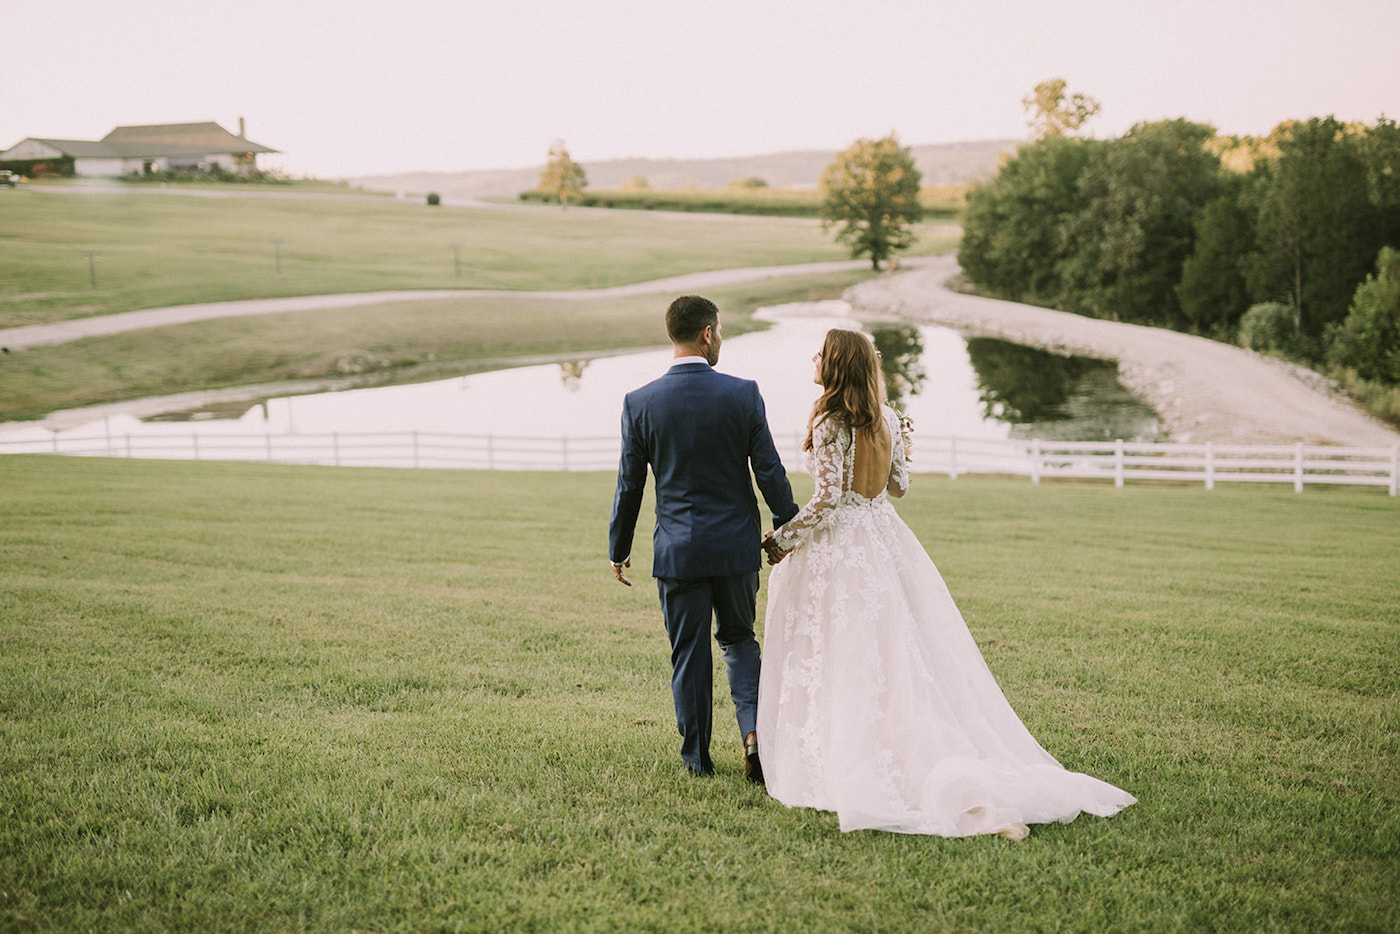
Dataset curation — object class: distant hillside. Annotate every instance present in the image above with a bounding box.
[346,140,1019,200]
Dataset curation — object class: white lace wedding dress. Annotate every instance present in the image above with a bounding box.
[757,406,1136,837]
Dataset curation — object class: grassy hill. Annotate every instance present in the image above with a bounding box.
[346,139,1019,199]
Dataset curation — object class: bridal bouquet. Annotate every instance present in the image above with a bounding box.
[897,410,914,463]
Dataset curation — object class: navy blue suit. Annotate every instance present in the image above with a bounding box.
[609,361,799,775]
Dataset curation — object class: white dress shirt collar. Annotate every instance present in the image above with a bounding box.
[671,355,711,368]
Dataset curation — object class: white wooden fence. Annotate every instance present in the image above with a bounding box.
[2,429,1396,494]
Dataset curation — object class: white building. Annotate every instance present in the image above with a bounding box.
[0,120,278,177]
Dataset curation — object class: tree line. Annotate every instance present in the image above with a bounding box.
[957,107,1400,423]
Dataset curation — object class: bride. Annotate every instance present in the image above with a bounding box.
[757,328,1136,838]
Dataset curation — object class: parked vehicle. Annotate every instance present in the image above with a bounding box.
[0,170,19,188]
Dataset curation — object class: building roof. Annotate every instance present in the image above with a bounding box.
[103,121,278,154]
[3,122,278,160]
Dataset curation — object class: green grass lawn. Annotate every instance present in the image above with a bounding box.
[0,188,950,329]
[1,457,1395,932]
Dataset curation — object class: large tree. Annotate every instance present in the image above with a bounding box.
[820,134,923,270]
[1176,184,1257,336]
[1022,78,1101,140]
[1246,117,1379,341]
[536,139,588,208]
[1056,119,1224,326]
[958,135,1095,303]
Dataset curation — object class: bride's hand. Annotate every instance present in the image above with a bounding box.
[762,533,790,566]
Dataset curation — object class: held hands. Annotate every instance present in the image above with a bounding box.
[762,532,791,566]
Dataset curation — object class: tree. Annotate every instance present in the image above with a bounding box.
[1358,116,1400,254]
[1023,78,1101,140]
[1327,246,1400,384]
[1246,117,1379,343]
[536,139,587,208]
[820,134,923,270]
[958,135,1095,303]
[1056,119,1224,326]
[1176,186,1256,336]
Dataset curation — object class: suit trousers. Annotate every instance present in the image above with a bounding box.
[656,572,762,775]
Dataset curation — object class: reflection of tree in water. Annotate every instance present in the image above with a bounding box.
[558,360,590,392]
[967,337,1162,441]
[870,325,926,409]
[966,337,1091,422]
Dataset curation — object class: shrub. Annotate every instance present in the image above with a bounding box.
[1238,302,1299,354]
[1325,246,1400,384]
[426,192,441,206]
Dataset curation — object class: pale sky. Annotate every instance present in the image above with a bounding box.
[4,0,1396,180]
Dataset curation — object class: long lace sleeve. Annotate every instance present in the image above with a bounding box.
[771,417,846,551]
[887,406,910,499]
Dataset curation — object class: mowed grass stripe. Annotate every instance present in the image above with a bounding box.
[1,456,1395,932]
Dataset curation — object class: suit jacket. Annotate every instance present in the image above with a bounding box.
[609,362,799,579]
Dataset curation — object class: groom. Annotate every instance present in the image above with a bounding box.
[609,295,799,780]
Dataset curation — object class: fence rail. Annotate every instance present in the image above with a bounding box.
[1,429,1396,494]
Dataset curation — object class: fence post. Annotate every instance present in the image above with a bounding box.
[125,434,132,458]
[1114,439,1124,488]
[412,431,420,469]
[487,434,494,471]
[1205,442,1214,491]
[1294,442,1304,493]
[949,436,958,480]
[266,430,273,463]
[192,433,200,461]
[333,432,340,467]
[562,436,569,471]
[52,433,59,454]
[1391,446,1398,497]
[1031,439,1041,484]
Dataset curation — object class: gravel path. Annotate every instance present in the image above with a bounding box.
[846,256,1400,447]
[0,259,869,352]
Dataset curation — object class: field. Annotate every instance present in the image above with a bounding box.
[0,186,951,328]
[2,456,1396,932]
[515,183,969,220]
[0,187,962,421]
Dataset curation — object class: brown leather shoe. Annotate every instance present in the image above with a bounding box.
[744,731,764,785]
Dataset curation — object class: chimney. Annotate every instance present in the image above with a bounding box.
[239,117,246,139]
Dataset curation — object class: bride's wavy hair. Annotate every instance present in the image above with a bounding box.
[803,328,885,451]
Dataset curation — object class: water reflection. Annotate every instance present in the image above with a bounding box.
[965,337,1160,441]
[559,360,589,392]
[46,299,1156,448]
[870,325,926,410]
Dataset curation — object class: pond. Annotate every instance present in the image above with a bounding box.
[4,299,1160,468]
[251,299,1161,445]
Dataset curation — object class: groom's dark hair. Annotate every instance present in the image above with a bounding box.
[666,295,719,344]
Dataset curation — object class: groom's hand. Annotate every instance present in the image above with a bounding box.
[610,559,632,587]
[762,534,790,566]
